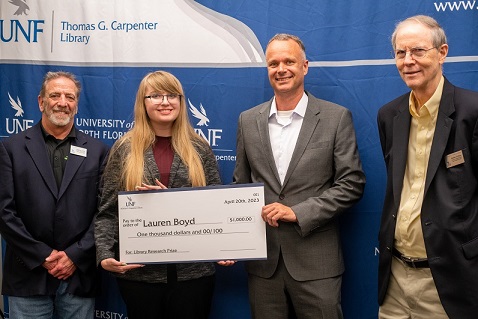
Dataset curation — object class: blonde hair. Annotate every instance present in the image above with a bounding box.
[113,71,207,190]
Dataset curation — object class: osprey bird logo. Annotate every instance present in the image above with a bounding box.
[188,99,210,127]
[9,0,30,16]
[8,93,24,117]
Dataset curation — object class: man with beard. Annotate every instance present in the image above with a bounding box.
[0,71,109,318]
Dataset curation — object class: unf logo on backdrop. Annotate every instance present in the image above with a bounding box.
[1,0,44,43]
[188,99,222,147]
[10,0,30,16]
[3,93,34,136]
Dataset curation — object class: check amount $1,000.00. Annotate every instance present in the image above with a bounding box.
[228,216,255,223]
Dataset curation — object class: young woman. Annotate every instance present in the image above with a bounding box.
[95,71,222,319]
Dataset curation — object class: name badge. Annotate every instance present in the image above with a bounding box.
[445,150,464,168]
[70,145,87,157]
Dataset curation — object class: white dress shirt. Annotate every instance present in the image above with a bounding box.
[268,92,308,184]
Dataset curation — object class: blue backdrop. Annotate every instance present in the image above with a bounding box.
[1,1,477,318]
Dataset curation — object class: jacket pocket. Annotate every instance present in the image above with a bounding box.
[462,236,478,259]
[307,141,330,150]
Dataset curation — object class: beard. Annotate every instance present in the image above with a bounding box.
[43,104,76,127]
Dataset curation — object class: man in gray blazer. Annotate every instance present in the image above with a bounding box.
[233,33,365,319]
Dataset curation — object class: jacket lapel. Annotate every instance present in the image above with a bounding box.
[25,124,58,198]
[257,100,281,185]
[282,101,320,188]
[59,129,86,199]
[392,100,411,208]
[425,79,454,195]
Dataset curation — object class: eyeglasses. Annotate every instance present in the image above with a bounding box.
[393,47,437,60]
[144,93,181,104]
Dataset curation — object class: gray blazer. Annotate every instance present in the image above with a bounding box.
[233,92,365,281]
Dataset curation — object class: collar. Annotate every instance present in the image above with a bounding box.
[269,91,308,118]
[409,76,444,119]
[40,122,76,141]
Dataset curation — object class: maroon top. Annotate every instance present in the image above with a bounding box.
[152,136,173,187]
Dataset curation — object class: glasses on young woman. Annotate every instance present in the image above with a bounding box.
[144,93,181,104]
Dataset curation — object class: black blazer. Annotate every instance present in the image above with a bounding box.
[377,78,478,319]
[0,122,109,297]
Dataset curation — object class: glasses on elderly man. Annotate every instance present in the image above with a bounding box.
[144,93,181,104]
[393,47,437,60]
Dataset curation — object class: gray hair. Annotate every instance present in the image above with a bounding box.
[391,15,447,50]
[39,71,82,100]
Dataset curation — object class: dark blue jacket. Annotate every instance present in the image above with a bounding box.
[0,122,109,297]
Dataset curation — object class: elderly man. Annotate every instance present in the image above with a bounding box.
[377,15,478,319]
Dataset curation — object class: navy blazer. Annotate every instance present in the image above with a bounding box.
[377,78,478,319]
[0,122,109,297]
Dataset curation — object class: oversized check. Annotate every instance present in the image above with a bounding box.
[118,183,266,263]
